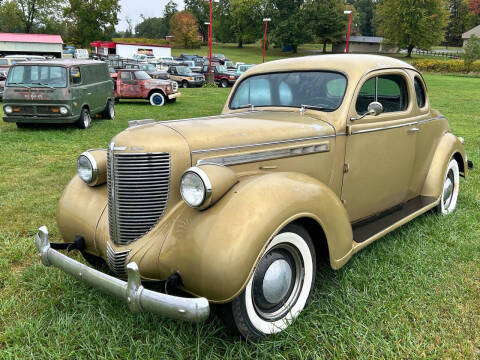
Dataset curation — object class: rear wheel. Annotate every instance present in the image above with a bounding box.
[221,223,316,340]
[149,92,165,106]
[102,100,115,120]
[435,158,460,215]
[76,107,91,129]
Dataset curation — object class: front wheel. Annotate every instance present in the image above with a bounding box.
[220,79,229,88]
[76,108,91,129]
[221,224,316,340]
[435,158,460,215]
[181,80,189,88]
[149,92,165,106]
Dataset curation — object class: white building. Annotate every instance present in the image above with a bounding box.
[0,32,63,58]
[90,41,171,58]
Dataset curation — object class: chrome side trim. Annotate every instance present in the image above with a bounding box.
[196,143,330,166]
[192,134,335,154]
[35,226,210,322]
[350,116,445,135]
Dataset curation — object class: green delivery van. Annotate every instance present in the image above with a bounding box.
[3,59,114,129]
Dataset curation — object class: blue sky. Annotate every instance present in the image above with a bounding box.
[117,0,185,31]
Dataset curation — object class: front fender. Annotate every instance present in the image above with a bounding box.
[158,172,353,303]
[421,132,467,198]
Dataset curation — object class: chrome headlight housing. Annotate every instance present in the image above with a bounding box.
[180,167,212,208]
[59,106,68,115]
[77,152,98,185]
[4,105,12,114]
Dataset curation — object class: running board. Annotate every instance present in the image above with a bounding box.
[352,196,438,244]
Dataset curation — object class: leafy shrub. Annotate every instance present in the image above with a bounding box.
[464,35,480,70]
[412,58,480,73]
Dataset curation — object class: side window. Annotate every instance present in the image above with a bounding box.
[355,77,376,114]
[355,74,408,114]
[120,72,131,81]
[414,77,426,108]
[70,66,81,85]
[377,75,408,113]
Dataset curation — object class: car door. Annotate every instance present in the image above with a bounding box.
[119,71,137,98]
[341,70,418,222]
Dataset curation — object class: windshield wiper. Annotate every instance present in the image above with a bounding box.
[31,82,54,89]
[300,104,332,113]
[7,82,30,88]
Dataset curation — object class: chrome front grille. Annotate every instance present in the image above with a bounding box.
[107,145,171,245]
[172,81,178,92]
[106,242,130,277]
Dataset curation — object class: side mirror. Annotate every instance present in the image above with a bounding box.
[350,101,383,122]
[367,101,383,116]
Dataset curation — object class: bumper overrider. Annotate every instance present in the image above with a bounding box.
[168,92,181,100]
[35,226,210,322]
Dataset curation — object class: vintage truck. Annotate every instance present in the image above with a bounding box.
[35,55,473,339]
[114,69,180,106]
[199,64,239,87]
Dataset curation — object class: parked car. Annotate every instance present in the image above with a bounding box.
[108,66,117,80]
[3,59,114,129]
[0,57,28,71]
[235,63,255,75]
[34,55,473,340]
[212,53,229,64]
[114,69,180,106]
[224,60,236,70]
[124,63,169,80]
[167,65,204,88]
[179,60,202,73]
[74,49,89,59]
[199,64,239,87]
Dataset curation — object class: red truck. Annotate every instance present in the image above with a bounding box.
[114,69,180,106]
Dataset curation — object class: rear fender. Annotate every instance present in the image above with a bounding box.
[158,172,353,303]
[421,132,467,198]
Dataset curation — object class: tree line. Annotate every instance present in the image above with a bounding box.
[0,0,479,55]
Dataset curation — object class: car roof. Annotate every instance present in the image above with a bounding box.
[12,59,105,67]
[247,54,415,77]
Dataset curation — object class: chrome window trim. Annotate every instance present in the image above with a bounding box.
[196,142,330,166]
[350,116,445,135]
[191,134,336,155]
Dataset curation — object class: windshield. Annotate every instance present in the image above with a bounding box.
[6,65,67,88]
[177,66,193,76]
[230,71,347,111]
[134,71,151,80]
[216,65,227,73]
[238,65,253,73]
[141,64,156,71]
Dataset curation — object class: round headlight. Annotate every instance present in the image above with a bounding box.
[77,152,98,185]
[180,168,212,208]
[4,106,12,114]
[59,106,68,115]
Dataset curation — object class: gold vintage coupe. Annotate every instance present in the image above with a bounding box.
[35,55,473,339]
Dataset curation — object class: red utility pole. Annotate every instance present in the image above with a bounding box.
[262,18,271,63]
[209,0,213,74]
[344,11,352,54]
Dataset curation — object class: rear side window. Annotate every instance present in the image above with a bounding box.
[356,74,408,114]
[414,77,426,108]
[120,72,131,80]
[0,59,7,65]
[71,66,81,85]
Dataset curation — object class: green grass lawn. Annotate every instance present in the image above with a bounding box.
[0,74,479,359]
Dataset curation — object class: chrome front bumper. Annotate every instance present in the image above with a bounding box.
[35,226,209,322]
[168,92,181,99]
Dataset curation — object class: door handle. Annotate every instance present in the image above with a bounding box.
[408,127,420,133]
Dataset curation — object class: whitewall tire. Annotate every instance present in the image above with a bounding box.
[222,223,316,339]
[436,158,460,215]
[149,92,165,106]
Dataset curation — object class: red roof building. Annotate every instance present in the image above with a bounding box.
[0,32,64,58]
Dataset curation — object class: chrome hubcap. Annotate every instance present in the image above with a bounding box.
[443,170,454,209]
[262,259,292,304]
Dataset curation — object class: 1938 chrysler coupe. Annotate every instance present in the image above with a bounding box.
[35,55,473,339]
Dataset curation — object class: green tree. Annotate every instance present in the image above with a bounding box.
[354,0,376,36]
[309,0,346,52]
[268,0,312,53]
[446,0,476,46]
[64,0,120,47]
[213,0,235,43]
[184,0,209,43]
[0,1,23,32]
[16,0,63,33]
[135,16,167,38]
[230,0,264,47]
[163,0,178,34]
[377,0,448,57]
[464,34,480,69]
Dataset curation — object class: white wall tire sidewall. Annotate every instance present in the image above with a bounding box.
[83,109,91,128]
[149,92,165,106]
[441,159,460,215]
[244,232,314,335]
[109,101,115,119]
